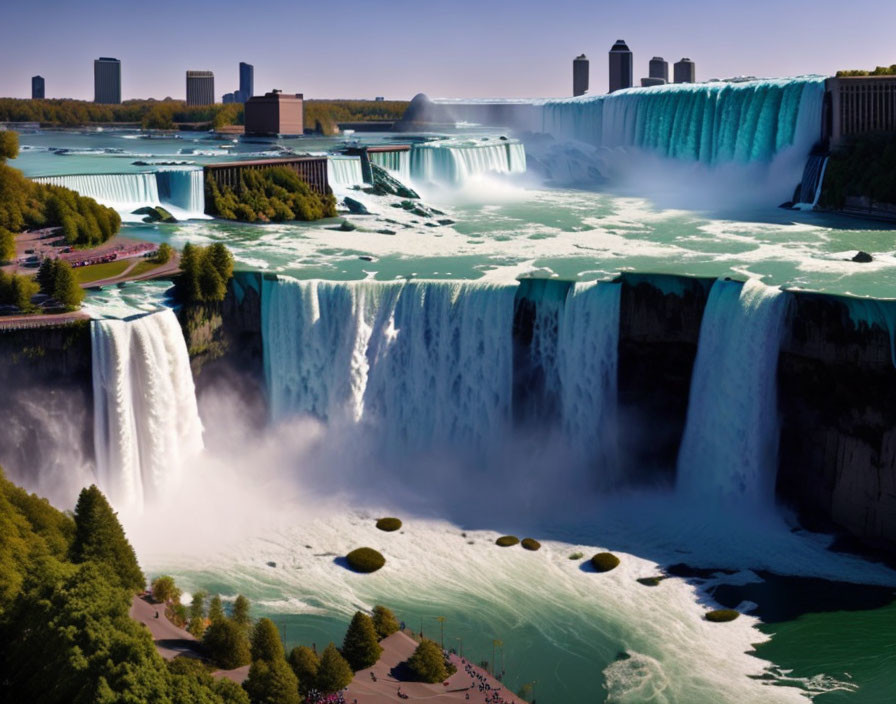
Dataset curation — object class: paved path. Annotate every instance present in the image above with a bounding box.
[130,594,201,660]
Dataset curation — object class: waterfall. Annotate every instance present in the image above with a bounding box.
[262,277,620,473]
[35,168,207,219]
[326,156,365,188]
[543,77,825,165]
[795,154,829,208]
[91,309,204,510]
[409,140,527,185]
[369,150,411,183]
[676,278,788,505]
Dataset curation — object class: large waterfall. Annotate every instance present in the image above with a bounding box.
[36,168,207,219]
[91,309,204,510]
[409,140,527,185]
[676,278,788,505]
[327,156,364,188]
[542,77,825,165]
[262,277,620,472]
[369,150,412,183]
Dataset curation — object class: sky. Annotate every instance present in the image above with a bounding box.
[2,0,895,101]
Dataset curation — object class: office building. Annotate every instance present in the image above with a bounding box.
[641,77,666,87]
[826,75,896,146]
[608,40,633,93]
[244,90,304,135]
[223,92,236,104]
[573,54,589,97]
[674,58,696,84]
[186,70,215,106]
[31,75,45,99]
[649,57,669,83]
[94,57,121,104]
[239,62,254,102]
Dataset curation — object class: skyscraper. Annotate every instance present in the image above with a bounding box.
[674,58,696,84]
[94,57,121,104]
[31,75,45,99]
[186,71,215,106]
[649,57,669,83]
[608,40,633,93]
[573,54,589,97]
[239,62,254,103]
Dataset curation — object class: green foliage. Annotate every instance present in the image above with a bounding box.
[287,645,319,695]
[153,242,173,264]
[820,134,896,209]
[208,593,225,623]
[232,594,251,629]
[52,259,85,310]
[151,575,181,604]
[175,242,234,304]
[568,552,584,560]
[345,547,385,573]
[205,166,337,223]
[303,99,408,135]
[70,485,144,591]
[836,65,896,77]
[244,658,300,704]
[371,604,400,639]
[637,576,665,587]
[590,552,620,572]
[495,535,519,547]
[203,617,252,670]
[705,609,740,622]
[342,611,382,671]
[375,517,402,532]
[406,638,451,683]
[315,643,353,693]
[0,131,18,161]
[251,618,284,663]
[521,538,541,551]
[0,270,38,312]
[0,226,14,262]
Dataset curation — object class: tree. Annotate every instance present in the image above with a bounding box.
[198,254,226,302]
[406,639,450,683]
[153,242,173,264]
[0,130,18,161]
[208,594,225,623]
[250,618,284,663]
[232,594,251,630]
[372,605,400,639]
[287,645,319,695]
[243,658,300,704]
[51,259,84,310]
[188,589,208,638]
[69,485,144,592]
[341,611,382,671]
[203,617,251,670]
[36,257,56,294]
[151,575,181,604]
[314,643,353,693]
[0,227,14,262]
[208,242,234,281]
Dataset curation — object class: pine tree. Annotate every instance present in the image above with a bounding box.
[250,618,284,663]
[243,658,300,704]
[406,638,449,683]
[315,643,353,693]
[372,605,400,639]
[288,645,319,695]
[52,259,84,310]
[69,485,144,592]
[341,611,382,671]
[232,594,251,629]
[208,594,225,623]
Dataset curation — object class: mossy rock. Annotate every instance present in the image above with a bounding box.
[591,552,620,572]
[637,576,665,587]
[568,552,584,560]
[376,517,402,532]
[495,536,519,547]
[345,547,386,573]
[705,609,740,623]
[521,538,541,551]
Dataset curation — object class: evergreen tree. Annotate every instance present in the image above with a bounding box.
[315,643,353,693]
[188,590,208,638]
[406,638,450,683]
[232,594,251,629]
[250,618,284,663]
[341,611,382,671]
[36,257,56,294]
[208,594,225,623]
[208,242,234,282]
[69,485,144,592]
[243,658,300,704]
[371,605,400,639]
[287,645,319,695]
[178,242,201,302]
[51,259,84,310]
[203,617,251,670]
[198,254,226,302]
[0,227,14,262]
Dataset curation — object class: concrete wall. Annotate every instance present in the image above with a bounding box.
[827,76,896,146]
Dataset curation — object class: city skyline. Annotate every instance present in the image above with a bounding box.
[1,0,895,101]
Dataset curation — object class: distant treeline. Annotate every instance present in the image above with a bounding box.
[0,97,409,134]
[836,65,896,77]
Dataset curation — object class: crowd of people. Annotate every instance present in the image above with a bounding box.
[460,659,517,704]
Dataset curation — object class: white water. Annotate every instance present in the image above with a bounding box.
[676,278,788,506]
[327,156,364,188]
[91,309,204,511]
[369,149,411,183]
[35,168,207,220]
[409,140,526,185]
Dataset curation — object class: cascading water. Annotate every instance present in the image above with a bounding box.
[369,150,411,183]
[794,154,829,209]
[326,156,364,188]
[91,309,204,511]
[409,140,526,185]
[676,278,788,506]
[35,168,207,219]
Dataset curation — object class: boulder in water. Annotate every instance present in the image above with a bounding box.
[133,206,177,224]
[343,196,370,215]
[852,251,873,263]
[338,219,357,232]
[370,163,419,199]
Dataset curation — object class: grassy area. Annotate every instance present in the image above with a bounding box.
[130,260,163,278]
[73,260,130,284]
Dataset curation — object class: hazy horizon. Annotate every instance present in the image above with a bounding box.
[2,0,895,102]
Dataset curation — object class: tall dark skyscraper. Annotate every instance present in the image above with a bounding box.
[573,54,589,97]
[608,40,633,93]
[186,71,215,106]
[649,57,669,83]
[674,58,696,84]
[94,57,121,104]
[31,75,45,99]
[239,62,254,103]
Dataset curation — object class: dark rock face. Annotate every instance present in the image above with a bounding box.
[343,196,369,215]
[852,251,873,263]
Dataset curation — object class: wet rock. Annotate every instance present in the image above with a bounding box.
[343,196,370,215]
[852,251,873,263]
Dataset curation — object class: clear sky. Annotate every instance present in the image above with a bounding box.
[2,0,895,101]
